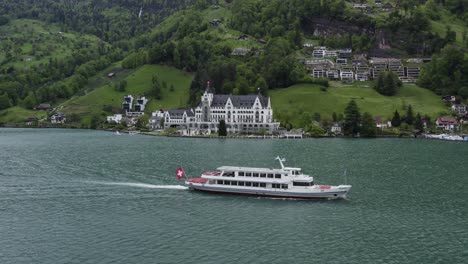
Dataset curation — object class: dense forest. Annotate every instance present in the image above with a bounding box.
[0,0,467,112]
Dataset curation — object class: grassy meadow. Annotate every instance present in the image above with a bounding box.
[270,81,448,127]
[61,64,193,120]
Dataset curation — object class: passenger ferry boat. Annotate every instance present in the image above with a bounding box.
[182,157,351,200]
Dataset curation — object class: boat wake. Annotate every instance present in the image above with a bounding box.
[87,181,188,190]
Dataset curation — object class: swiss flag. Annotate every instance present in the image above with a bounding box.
[176,167,186,180]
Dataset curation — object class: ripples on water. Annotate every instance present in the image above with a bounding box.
[0,128,467,264]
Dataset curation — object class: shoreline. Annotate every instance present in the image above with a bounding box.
[1,126,467,141]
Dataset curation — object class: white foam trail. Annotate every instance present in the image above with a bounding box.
[87,181,188,190]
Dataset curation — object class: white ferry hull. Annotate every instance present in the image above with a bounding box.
[187,183,351,200]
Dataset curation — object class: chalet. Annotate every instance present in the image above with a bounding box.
[451,104,467,116]
[441,95,456,103]
[231,48,250,56]
[382,3,394,12]
[238,34,249,40]
[50,112,65,124]
[25,117,38,126]
[375,116,391,129]
[375,0,382,8]
[35,103,52,111]
[209,19,222,26]
[331,123,342,134]
[436,117,458,131]
[107,114,123,124]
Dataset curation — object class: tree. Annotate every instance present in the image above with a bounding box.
[218,120,227,136]
[343,99,361,136]
[373,71,401,96]
[360,112,377,137]
[332,112,338,122]
[391,110,401,127]
[414,113,424,131]
[313,112,321,122]
[306,124,324,137]
[406,104,414,125]
[0,93,11,110]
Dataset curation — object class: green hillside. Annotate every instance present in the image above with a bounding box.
[270,82,448,127]
[60,64,193,119]
[0,19,104,69]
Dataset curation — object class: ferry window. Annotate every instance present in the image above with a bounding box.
[246,182,252,187]
[224,171,234,177]
[218,180,223,184]
[246,172,252,177]
[253,173,259,177]
[253,182,259,187]
[293,182,311,186]
[260,173,266,178]
[274,174,281,179]
[231,181,238,186]
[225,181,230,185]
[239,172,245,176]
[281,184,288,189]
[267,173,273,178]
[259,183,266,188]
[238,182,245,186]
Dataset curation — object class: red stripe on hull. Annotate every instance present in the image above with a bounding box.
[190,187,343,200]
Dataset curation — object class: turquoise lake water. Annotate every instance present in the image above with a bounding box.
[0,128,467,263]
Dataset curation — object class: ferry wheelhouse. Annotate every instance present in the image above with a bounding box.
[185,157,351,200]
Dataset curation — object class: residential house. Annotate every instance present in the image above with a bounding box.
[107,114,123,124]
[107,72,115,78]
[36,103,52,111]
[436,117,458,131]
[336,58,348,65]
[25,117,38,126]
[340,69,354,82]
[209,18,222,26]
[134,97,148,112]
[312,48,326,59]
[122,95,134,112]
[51,112,66,124]
[149,111,165,130]
[375,116,391,130]
[382,2,394,12]
[231,48,250,56]
[338,49,352,59]
[326,69,340,80]
[375,0,382,8]
[313,68,326,78]
[451,104,467,116]
[331,123,342,134]
[441,95,456,103]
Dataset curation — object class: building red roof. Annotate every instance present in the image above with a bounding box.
[436,117,458,125]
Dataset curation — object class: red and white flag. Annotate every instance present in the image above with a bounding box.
[175,167,186,180]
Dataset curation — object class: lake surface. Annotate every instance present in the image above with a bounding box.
[0,128,467,264]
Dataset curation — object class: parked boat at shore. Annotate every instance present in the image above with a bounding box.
[178,157,351,200]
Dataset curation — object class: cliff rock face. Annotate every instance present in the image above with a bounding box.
[305,17,375,38]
